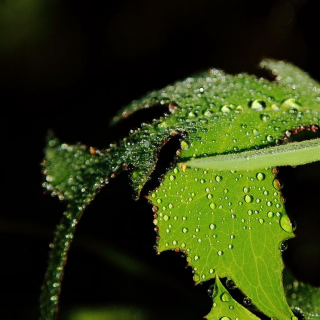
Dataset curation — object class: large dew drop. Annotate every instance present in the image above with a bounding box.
[280,214,294,233]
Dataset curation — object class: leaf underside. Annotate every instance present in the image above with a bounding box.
[41,59,320,320]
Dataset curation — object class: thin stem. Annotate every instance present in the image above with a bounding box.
[185,138,320,171]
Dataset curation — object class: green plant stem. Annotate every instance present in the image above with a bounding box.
[185,138,320,171]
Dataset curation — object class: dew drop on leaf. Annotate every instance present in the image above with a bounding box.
[280,241,288,252]
[280,215,294,233]
[243,297,252,306]
[267,211,274,218]
[256,172,265,181]
[226,278,237,290]
[221,292,230,302]
[260,114,271,122]
[250,99,266,111]
[273,178,284,190]
[281,98,301,110]
[266,135,274,142]
[244,195,253,203]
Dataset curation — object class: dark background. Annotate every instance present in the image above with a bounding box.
[1,0,320,319]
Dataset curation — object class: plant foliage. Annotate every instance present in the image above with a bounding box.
[41,59,320,319]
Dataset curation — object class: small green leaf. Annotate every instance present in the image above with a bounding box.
[206,276,259,319]
[40,135,115,319]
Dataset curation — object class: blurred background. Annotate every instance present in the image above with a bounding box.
[1,0,320,319]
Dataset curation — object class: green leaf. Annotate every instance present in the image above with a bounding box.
[41,60,320,319]
[151,165,294,319]
[284,269,320,319]
[40,135,116,319]
[207,277,259,320]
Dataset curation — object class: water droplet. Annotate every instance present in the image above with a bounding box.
[204,110,213,117]
[230,235,235,239]
[280,214,294,233]
[194,255,199,261]
[281,98,301,110]
[266,135,274,142]
[243,187,248,193]
[217,250,224,256]
[273,178,283,190]
[220,317,231,320]
[260,113,270,122]
[259,218,264,224]
[220,104,234,113]
[267,211,274,218]
[280,241,288,252]
[209,268,215,274]
[169,175,176,181]
[228,244,233,249]
[256,172,265,181]
[207,194,213,199]
[193,274,200,281]
[209,223,216,230]
[226,278,237,290]
[221,292,230,302]
[209,203,216,209]
[250,99,266,111]
[247,210,253,215]
[182,227,188,233]
[215,175,222,182]
[163,215,169,221]
[243,297,251,306]
[244,195,253,203]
